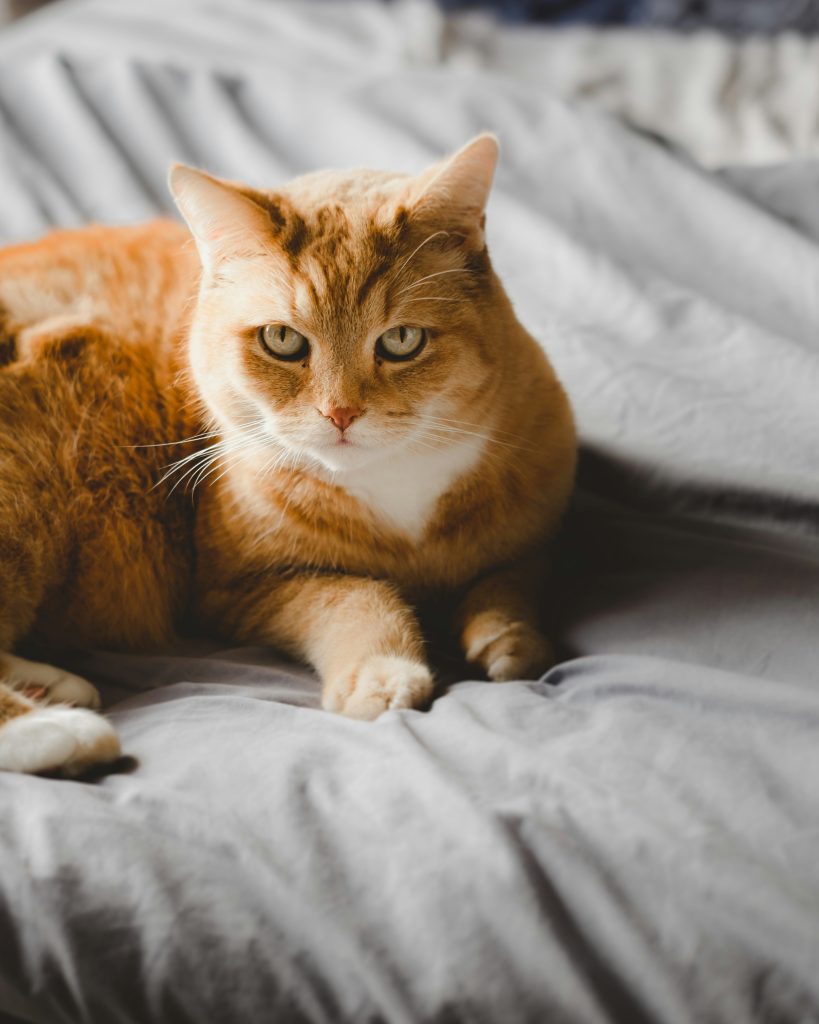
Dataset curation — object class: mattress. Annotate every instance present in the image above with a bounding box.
[0,2,817,1022]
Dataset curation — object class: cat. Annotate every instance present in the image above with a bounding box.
[0,135,576,775]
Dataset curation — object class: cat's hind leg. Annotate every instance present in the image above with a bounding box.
[0,339,122,774]
[0,678,120,775]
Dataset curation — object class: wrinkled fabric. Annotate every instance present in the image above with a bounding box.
[0,2,818,1023]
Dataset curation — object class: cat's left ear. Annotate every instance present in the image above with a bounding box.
[168,164,276,272]
[409,134,499,247]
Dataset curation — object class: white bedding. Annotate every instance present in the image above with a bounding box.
[0,2,818,1022]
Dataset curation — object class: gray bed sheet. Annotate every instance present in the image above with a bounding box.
[0,2,817,1022]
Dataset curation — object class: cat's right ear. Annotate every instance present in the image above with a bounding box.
[408,134,499,248]
[168,164,275,272]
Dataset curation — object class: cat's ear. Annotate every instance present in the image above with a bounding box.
[168,164,275,271]
[409,134,499,246]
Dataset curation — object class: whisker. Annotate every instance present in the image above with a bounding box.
[395,230,450,278]
[431,432,531,456]
[418,425,501,449]
[152,441,228,491]
[155,427,270,494]
[413,428,511,468]
[189,457,232,498]
[128,415,266,453]
[421,416,540,453]
[426,413,527,435]
[408,437,445,455]
[261,442,298,477]
[163,438,240,474]
[259,450,283,480]
[397,268,470,296]
[418,422,537,455]
[120,430,222,450]
[188,442,255,493]
[166,448,235,496]
[183,433,271,497]
[197,442,270,493]
[267,449,309,530]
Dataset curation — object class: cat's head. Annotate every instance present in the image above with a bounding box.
[170,135,504,475]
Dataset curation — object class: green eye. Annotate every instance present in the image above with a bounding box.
[376,326,427,362]
[258,324,309,361]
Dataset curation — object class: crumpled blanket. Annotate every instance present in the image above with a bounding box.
[0,2,817,1023]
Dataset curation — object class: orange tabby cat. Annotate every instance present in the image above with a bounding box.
[0,135,575,774]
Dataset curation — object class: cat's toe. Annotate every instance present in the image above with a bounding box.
[481,625,555,683]
[325,655,434,720]
[46,673,101,709]
[0,707,120,775]
[2,655,101,708]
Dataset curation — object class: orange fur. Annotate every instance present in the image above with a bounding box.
[0,136,576,772]
[0,686,30,725]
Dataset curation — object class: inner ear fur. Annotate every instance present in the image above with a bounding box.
[168,164,287,269]
[408,134,499,247]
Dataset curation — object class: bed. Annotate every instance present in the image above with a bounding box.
[1,2,818,1021]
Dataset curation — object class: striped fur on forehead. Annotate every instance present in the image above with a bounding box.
[232,185,315,264]
[234,178,488,281]
[257,204,490,341]
[183,155,495,344]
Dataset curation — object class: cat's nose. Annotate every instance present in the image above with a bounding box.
[320,405,363,432]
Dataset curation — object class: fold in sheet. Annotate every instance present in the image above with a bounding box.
[0,2,817,1022]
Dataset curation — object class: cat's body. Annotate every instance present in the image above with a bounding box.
[0,220,197,653]
[0,137,576,774]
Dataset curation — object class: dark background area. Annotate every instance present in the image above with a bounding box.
[431,0,819,32]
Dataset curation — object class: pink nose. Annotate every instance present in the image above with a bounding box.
[321,405,362,432]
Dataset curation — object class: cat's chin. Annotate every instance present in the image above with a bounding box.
[308,441,384,475]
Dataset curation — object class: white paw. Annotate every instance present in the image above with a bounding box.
[324,655,434,721]
[0,706,120,775]
[0,654,100,708]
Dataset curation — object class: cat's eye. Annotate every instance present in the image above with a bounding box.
[376,326,427,362]
[258,324,309,362]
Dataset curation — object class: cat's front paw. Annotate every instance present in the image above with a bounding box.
[467,621,554,682]
[323,655,434,721]
[0,707,120,775]
[1,654,100,708]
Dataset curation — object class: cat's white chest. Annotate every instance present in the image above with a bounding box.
[336,436,485,541]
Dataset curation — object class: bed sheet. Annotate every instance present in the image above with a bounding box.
[0,2,817,1022]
